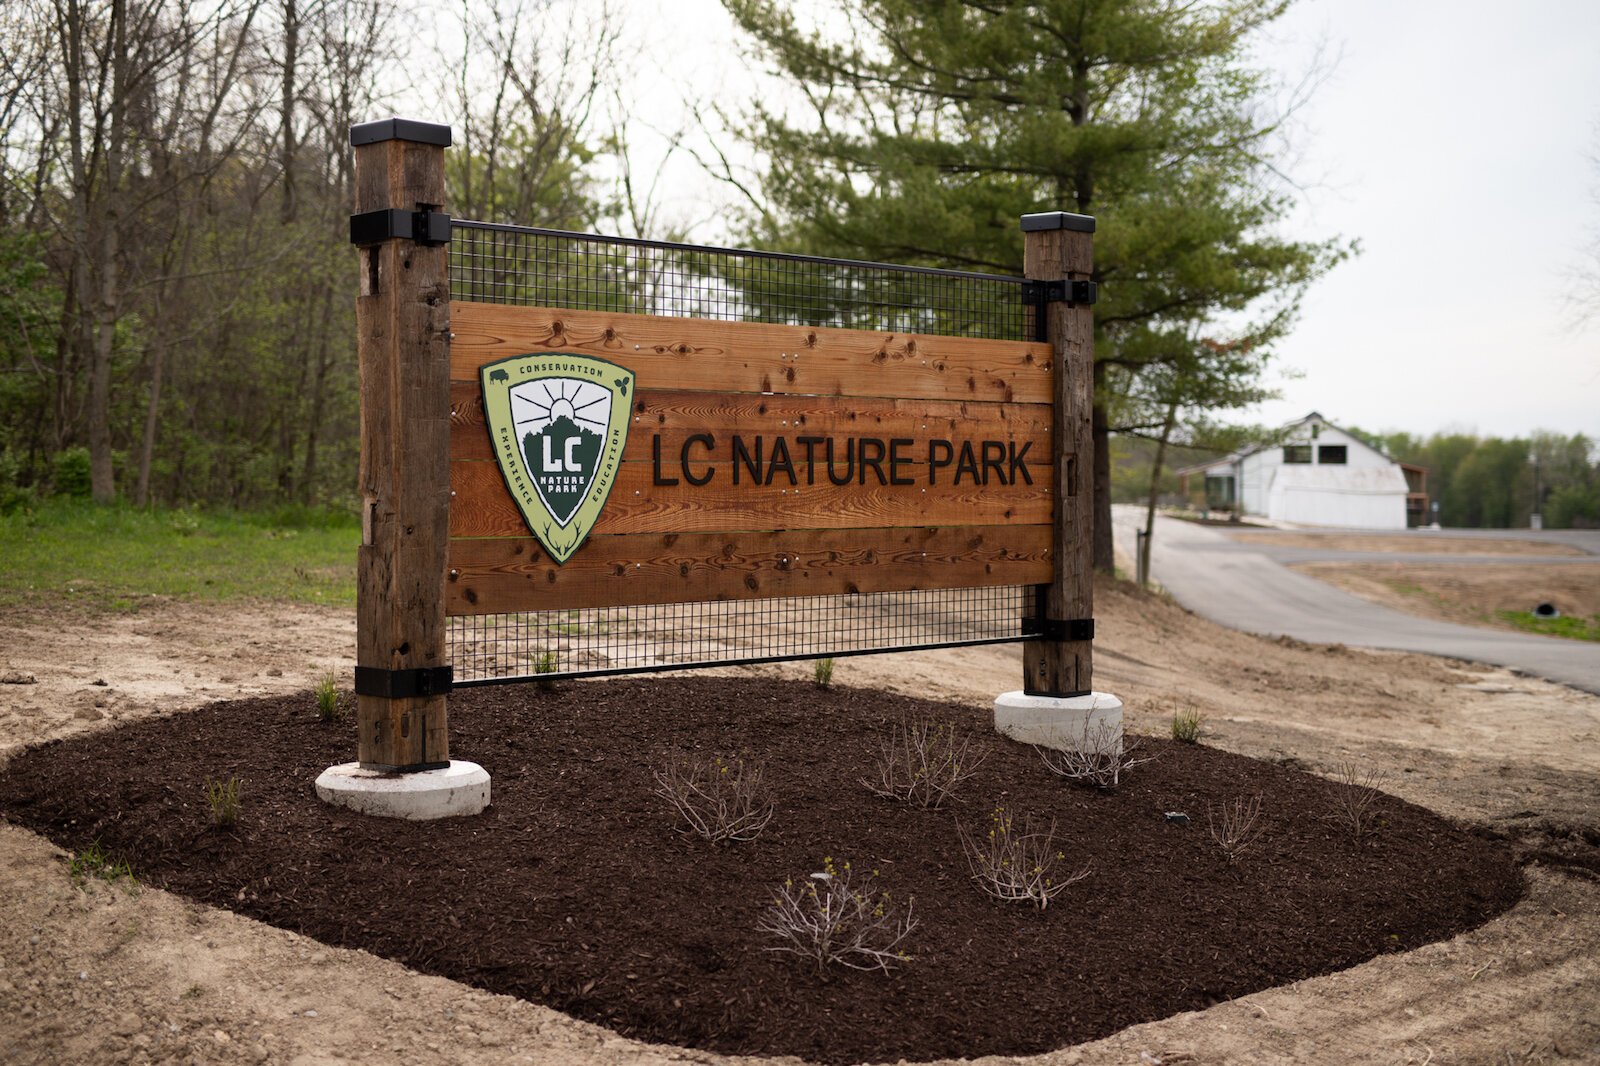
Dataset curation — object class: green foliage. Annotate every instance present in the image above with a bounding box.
[1109,433,1230,504]
[533,650,559,691]
[1353,428,1598,529]
[314,674,343,721]
[0,497,357,610]
[813,657,835,688]
[0,232,62,490]
[448,124,604,230]
[1498,611,1600,643]
[205,777,243,828]
[69,840,136,887]
[0,450,36,516]
[1171,708,1204,743]
[1545,484,1600,529]
[52,448,93,499]
[1449,438,1530,528]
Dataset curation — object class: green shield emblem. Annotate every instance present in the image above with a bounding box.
[479,353,634,565]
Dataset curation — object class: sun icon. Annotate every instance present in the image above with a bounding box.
[511,379,611,437]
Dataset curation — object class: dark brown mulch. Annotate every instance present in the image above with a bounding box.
[0,677,1520,1064]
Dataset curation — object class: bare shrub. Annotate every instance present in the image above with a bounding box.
[1332,760,1388,839]
[652,754,774,844]
[863,718,986,809]
[1207,793,1266,863]
[958,806,1090,909]
[756,858,916,975]
[1034,720,1155,790]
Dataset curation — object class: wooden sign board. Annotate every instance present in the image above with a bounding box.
[446,302,1055,614]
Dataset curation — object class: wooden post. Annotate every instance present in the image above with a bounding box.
[1021,212,1096,697]
[351,118,453,770]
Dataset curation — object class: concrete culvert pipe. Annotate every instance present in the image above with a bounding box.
[1533,603,1561,618]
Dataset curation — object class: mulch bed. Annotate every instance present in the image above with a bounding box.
[0,677,1521,1064]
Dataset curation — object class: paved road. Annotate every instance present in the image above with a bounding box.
[1110,507,1600,695]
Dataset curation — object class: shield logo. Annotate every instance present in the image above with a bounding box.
[478,352,634,565]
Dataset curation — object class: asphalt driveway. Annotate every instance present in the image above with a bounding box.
[1110,507,1600,695]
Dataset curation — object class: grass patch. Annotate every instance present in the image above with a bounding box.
[0,498,358,611]
[1170,707,1204,743]
[314,674,344,721]
[68,839,136,887]
[205,776,243,829]
[1498,610,1600,642]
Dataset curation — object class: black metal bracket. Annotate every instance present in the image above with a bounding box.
[349,208,452,247]
[1023,278,1097,342]
[354,665,454,699]
[1021,278,1097,306]
[1022,616,1095,642]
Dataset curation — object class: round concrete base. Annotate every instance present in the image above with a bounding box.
[314,761,491,820]
[993,691,1123,754]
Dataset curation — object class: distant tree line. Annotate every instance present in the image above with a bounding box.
[1109,428,1600,530]
[1349,429,1599,530]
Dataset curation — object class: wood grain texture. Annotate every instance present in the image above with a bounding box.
[449,382,1052,462]
[449,458,1052,539]
[450,302,1052,404]
[1021,225,1095,698]
[447,525,1051,612]
[354,136,450,769]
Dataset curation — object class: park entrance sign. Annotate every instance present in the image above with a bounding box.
[447,303,1055,614]
[342,117,1097,784]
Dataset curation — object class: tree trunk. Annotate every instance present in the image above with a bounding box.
[299,287,335,503]
[88,217,118,502]
[134,338,163,506]
[1141,403,1178,584]
[279,0,298,224]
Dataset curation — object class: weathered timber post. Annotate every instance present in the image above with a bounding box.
[351,117,452,770]
[994,212,1123,749]
[316,117,489,819]
[1022,211,1095,698]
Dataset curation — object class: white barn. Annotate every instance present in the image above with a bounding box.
[1178,413,1425,530]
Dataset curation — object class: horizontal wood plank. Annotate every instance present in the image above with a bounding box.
[447,525,1051,613]
[450,458,1051,538]
[449,382,1052,462]
[450,301,1051,404]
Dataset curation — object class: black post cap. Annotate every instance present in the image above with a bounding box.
[1021,211,1096,234]
[350,118,452,148]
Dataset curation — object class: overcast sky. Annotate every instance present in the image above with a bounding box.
[587,0,1600,442]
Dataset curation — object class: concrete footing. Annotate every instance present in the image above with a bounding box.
[314,760,491,820]
[993,690,1123,754]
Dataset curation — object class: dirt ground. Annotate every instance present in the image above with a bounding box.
[3,586,1600,1065]
[1229,531,1588,557]
[1292,561,1600,634]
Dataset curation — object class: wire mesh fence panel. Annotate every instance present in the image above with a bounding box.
[447,221,1043,685]
[448,586,1035,685]
[450,222,1029,340]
